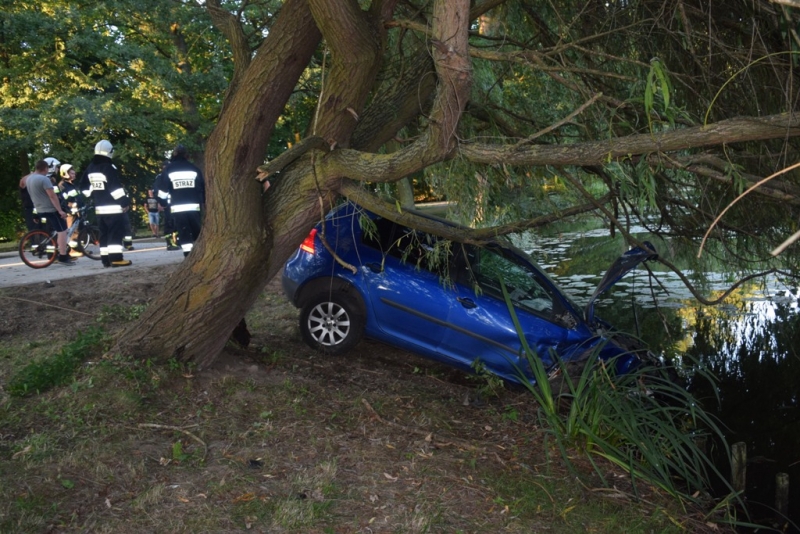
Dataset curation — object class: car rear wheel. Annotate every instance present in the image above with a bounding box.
[299,290,365,354]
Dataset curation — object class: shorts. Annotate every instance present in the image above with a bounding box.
[41,211,68,232]
[148,212,160,225]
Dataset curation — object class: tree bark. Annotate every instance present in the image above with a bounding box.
[115,0,322,368]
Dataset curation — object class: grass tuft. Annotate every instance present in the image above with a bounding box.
[497,277,736,507]
[7,327,107,397]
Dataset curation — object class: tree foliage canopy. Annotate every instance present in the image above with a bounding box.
[4,0,800,366]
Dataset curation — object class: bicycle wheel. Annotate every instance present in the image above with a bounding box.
[19,230,57,268]
[77,226,101,260]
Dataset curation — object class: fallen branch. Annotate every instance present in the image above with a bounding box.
[0,296,94,316]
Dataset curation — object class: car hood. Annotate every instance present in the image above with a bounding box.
[584,242,658,325]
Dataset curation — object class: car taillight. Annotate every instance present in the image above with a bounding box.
[300,228,317,254]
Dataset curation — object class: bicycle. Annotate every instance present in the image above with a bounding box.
[18,206,101,268]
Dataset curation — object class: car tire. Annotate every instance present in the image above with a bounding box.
[299,290,365,354]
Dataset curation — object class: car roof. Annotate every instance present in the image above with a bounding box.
[337,201,512,245]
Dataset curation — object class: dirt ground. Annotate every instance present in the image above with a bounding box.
[0,265,730,533]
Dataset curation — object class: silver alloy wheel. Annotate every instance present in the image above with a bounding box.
[306,301,351,347]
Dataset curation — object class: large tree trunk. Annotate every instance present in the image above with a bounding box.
[115,0,323,367]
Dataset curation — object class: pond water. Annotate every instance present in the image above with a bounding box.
[513,226,800,531]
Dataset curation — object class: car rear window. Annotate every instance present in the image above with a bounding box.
[361,217,450,275]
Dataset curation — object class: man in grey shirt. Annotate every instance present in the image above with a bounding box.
[23,159,74,265]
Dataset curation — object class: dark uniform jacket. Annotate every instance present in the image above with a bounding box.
[59,180,84,213]
[160,156,205,213]
[78,155,130,214]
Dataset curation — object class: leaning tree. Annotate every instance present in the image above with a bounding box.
[116,0,800,368]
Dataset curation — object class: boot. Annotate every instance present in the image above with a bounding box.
[57,254,76,266]
[111,259,132,267]
[166,235,180,251]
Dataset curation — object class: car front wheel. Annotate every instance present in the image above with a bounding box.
[299,291,365,354]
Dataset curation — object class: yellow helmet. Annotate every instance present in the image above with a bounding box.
[59,164,73,179]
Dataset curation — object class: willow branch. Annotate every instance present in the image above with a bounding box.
[255,136,329,182]
[513,92,603,148]
[340,180,610,242]
[699,161,800,257]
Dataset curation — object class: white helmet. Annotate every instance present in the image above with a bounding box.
[44,157,60,176]
[59,164,73,179]
[95,140,114,157]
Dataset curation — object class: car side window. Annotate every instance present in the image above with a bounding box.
[360,217,448,275]
[361,217,398,252]
[459,245,554,316]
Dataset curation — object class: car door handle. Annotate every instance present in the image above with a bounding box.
[457,297,477,309]
[366,262,383,273]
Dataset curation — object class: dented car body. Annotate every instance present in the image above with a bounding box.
[282,202,658,385]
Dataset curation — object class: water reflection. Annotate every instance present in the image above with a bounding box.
[688,304,800,529]
[513,228,800,529]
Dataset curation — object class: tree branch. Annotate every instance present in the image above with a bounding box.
[205,0,252,108]
[255,136,329,182]
[339,179,611,242]
[317,112,800,185]
[460,113,800,167]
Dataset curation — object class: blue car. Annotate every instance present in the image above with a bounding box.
[282,202,658,385]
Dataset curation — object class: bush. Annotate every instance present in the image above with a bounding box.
[0,196,23,242]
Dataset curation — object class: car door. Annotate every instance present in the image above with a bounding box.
[438,243,583,382]
[358,218,452,353]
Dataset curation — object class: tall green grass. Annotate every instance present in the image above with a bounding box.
[498,279,735,506]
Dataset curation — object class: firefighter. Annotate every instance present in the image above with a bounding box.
[58,164,84,249]
[58,164,82,215]
[44,157,61,183]
[78,140,132,267]
[160,145,205,258]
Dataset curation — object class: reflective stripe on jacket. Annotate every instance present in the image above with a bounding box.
[96,205,124,215]
[171,203,201,213]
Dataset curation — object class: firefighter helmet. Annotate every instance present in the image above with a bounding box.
[44,157,60,177]
[59,164,73,179]
[94,140,114,157]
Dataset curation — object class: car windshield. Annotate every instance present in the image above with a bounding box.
[455,243,555,316]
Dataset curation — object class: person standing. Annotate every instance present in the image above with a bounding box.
[78,140,132,268]
[57,163,85,252]
[44,157,61,183]
[19,173,40,232]
[25,159,74,265]
[153,160,180,250]
[19,156,60,232]
[145,189,160,237]
[57,164,83,232]
[160,145,205,257]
